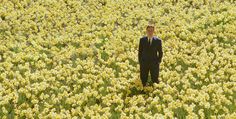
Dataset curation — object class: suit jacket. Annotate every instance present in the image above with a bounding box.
[138,36,163,65]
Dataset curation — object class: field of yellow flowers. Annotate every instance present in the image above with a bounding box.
[0,0,236,118]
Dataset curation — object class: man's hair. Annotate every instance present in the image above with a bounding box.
[146,20,155,29]
[146,26,154,30]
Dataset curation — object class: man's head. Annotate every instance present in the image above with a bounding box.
[146,22,155,38]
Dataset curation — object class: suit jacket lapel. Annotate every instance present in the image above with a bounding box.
[146,36,156,47]
[146,37,149,46]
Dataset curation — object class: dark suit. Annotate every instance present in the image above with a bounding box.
[138,36,163,86]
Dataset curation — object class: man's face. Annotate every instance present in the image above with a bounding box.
[146,26,154,37]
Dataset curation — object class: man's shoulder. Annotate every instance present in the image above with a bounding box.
[140,36,147,40]
[140,36,162,41]
[153,36,162,41]
[139,36,147,43]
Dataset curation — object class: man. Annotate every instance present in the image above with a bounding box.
[138,21,163,87]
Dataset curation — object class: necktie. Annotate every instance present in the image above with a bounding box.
[148,38,151,46]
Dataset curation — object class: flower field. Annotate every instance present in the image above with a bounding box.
[0,0,236,118]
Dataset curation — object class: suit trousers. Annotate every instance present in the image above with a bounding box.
[140,62,160,87]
